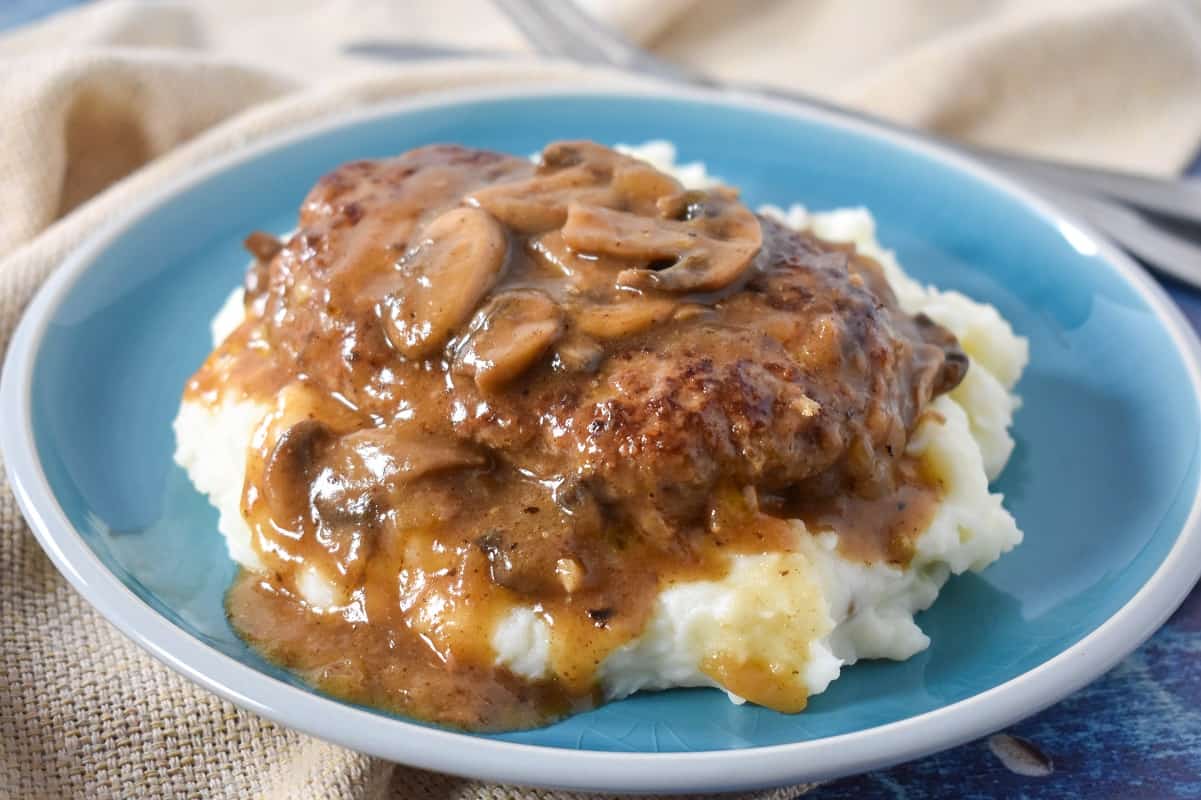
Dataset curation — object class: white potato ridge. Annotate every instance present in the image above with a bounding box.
[173,141,1027,710]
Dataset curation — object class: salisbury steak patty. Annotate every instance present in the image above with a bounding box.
[231,140,967,563]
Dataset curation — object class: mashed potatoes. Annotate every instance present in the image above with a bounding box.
[175,142,1026,712]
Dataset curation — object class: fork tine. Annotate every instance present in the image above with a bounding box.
[493,0,614,63]
[534,0,702,81]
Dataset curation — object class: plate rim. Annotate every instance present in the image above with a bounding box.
[4,81,1201,794]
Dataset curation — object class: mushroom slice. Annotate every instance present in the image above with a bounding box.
[262,419,334,522]
[327,427,487,493]
[468,166,611,235]
[528,230,592,280]
[615,246,755,294]
[562,197,763,294]
[540,140,620,171]
[301,425,485,584]
[575,297,677,340]
[612,163,682,210]
[468,141,677,234]
[552,335,605,373]
[656,189,707,221]
[455,290,565,393]
[378,207,507,360]
[560,203,697,259]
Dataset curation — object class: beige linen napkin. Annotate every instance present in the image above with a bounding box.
[1,1,1199,798]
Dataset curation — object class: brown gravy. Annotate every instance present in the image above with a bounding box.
[191,142,967,730]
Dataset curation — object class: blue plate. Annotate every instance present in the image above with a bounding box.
[4,86,1201,794]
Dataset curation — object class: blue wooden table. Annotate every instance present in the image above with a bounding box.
[5,2,1200,796]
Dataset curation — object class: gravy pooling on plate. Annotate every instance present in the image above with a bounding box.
[184,141,969,730]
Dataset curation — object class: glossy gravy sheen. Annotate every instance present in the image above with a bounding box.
[187,142,968,730]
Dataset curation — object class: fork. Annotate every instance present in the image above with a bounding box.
[492,0,1201,285]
